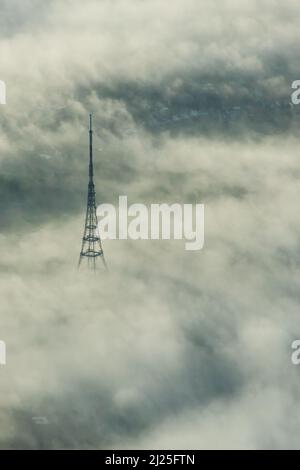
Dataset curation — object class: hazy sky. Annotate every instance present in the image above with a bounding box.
[0,0,300,449]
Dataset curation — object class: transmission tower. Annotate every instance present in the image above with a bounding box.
[78,114,107,270]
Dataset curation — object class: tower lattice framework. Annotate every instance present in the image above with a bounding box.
[78,114,107,270]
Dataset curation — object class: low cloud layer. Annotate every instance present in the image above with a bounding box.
[1,135,300,449]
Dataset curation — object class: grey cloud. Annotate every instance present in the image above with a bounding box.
[0,0,300,450]
[1,133,300,448]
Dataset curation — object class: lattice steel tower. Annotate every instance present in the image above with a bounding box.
[78,114,107,270]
